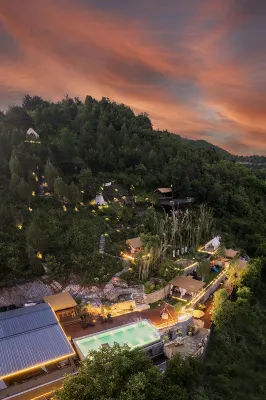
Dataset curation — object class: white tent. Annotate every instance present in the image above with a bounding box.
[26,128,39,139]
[95,193,106,205]
[204,236,220,251]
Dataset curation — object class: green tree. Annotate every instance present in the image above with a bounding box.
[54,177,68,201]
[67,182,81,204]
[77,168,96,198]
[18,178,31,202]
[5,106,33,130]
[162,354,201,399]
[55,345,163,400]
[26,221,47,253]
[197,261,210,282]
[9,152,23,176]
[44,159,59,192]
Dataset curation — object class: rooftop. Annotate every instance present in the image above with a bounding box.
[170,276,205,292]
[154,188,172,194]
[43,292,77,312]
[127,237,142,249]
[0,304,74,379]
[224,249,239,259]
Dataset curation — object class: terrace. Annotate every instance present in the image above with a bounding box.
[63,304,181,340]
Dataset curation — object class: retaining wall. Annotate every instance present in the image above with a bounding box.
[183,262,199,276]
[192,272,226,308]
[159,315,194,338]
[145,284,171,304]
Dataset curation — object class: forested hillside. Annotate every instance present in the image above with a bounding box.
[1,94,266,284]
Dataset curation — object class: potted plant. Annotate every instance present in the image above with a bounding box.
[188,324,196,336]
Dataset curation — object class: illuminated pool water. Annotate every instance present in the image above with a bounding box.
[73,320,160,359]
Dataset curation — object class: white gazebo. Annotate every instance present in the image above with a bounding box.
[26,128,40,139]
[203,236,221,252]
[95,193,106,205]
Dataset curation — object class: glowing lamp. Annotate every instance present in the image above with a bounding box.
[32,191,35,196]
[161,312,169,320]
[28,207,33,212]
[74,207,78,212]
[17,223,23,230]
[63,205,67,211]
[36,252,43,259]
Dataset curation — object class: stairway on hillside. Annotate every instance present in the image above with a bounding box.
[132,292,146,306]
[131,285,146,306]
[99,234,105,254]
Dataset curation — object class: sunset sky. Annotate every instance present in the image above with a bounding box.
[0,0,265,154]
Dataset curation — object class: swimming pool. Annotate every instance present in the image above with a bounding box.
[73,320,161,359]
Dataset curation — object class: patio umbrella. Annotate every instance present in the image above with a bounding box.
[193,310,204,318]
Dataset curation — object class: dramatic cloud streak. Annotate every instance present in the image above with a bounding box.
[0,0,265,154]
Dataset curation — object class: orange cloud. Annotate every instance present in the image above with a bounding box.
[0,0,266,154]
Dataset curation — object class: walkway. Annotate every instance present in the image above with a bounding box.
[185,269,227,309]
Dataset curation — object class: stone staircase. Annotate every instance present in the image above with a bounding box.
[99,234,105,254]
[131,285,150,310]
[132,292,146,306]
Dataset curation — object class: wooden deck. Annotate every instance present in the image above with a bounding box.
[64,305,180,340]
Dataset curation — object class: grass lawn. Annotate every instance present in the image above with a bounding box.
[204,266,222,285]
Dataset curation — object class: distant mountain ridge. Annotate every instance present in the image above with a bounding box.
[181,137,230,157]
[181,137,266,164]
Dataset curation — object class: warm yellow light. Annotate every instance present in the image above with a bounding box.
[35,176,38,182]
[32,172,36,176]
[145,197,149,201]
[121,253,135,261]
[114,197,119,202]
[105,217,109,221]
[29,207,33,212]
[98,205,103,210]
[32,191,36,196]
[32,389,61,400]
[90,200,95,205]
[74,207,78,212]
[104,233,109,237]
[0,352,75,380]
[63,205,67,211]
[36,252,43,259]
[92,210,95,213]
[184,262,198,270]
[81,190,84,193]
[17,223,23,230]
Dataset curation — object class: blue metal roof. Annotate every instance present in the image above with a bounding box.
[0,304,57,339]
[0,304,74,379]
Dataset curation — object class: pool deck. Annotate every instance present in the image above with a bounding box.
[64,305,179,340]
